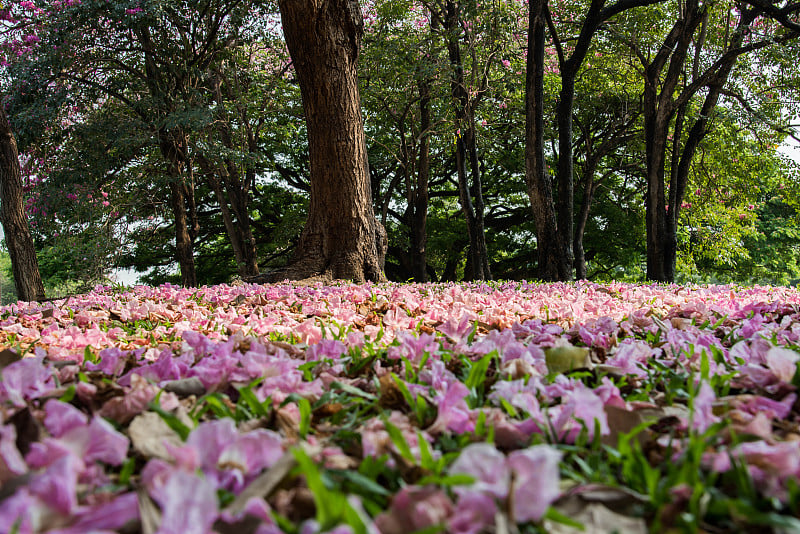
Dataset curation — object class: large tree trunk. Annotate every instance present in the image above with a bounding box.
[0,104,45,302]
[274,0,385,283]
[525,0,571,281]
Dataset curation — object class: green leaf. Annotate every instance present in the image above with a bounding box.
[329,468,391,497]
[464,352,492,391]
[292,447,340,528]
[118,457,136,485]
[149,401,192,441]
[544,507,586,530]
[416,473,476,487]
[58,385,77,403]
[236,381,270,419]
[297,397,312,438]
[331,381,377,401]
[382,417,415,462]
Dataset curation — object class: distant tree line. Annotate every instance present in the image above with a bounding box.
[1,0,799,298]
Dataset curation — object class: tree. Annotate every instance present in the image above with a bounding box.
[0,101,44,302]
[525,0,665,281]
[271,0,386,283]
[432,0,492,281]
[630,0,800,281]
[525,0,568,281]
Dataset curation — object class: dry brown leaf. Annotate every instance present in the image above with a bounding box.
[0,348,20,369]
[226,448,301,516]
[545,345,591,374]
[603,404,689,447]
[547,495,648,534]
[378,373,407,410]
[213,514,264,534]
[128,411,186,461]
[137,487,162,534]
[162,377,206,397]
[563,484,648,516]
[275,406,301,442]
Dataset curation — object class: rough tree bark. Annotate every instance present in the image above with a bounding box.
[0,103,45,302]
[271,0,386,283]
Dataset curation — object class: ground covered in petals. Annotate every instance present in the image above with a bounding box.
[2,281,800,533]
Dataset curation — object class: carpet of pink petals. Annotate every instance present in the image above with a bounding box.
[1,280,800,533]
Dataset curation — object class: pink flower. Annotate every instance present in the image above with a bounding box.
[508,445,562,522]
[375,486,453,534]
[150,470,218,534]
[0,425,27,483]
[449,492,497,534]
[43,399,88,437]
[765,347,800,382]
[427,381,474,434]
[501,59,511,68]
[0,353,56,407]
[449,443,510,499]
[554,386,609,441]
[691,381,719,433]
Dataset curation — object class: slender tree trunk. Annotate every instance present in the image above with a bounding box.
[225,179,259,277]
[167,181,197,287]
[138,26,198,287]
[274,0,385,283]
[642,0,702,282]
[411,79,431,282]
[443,0,490,281]
[556,72,576,278]
[210,76,260,277]
[0,104,45,302]
[525,0,570,281]
[196,154,250,277]
[574,161,599,281]
[643,90,671,282]
[663,10,752,280]
[159,129,198,287]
